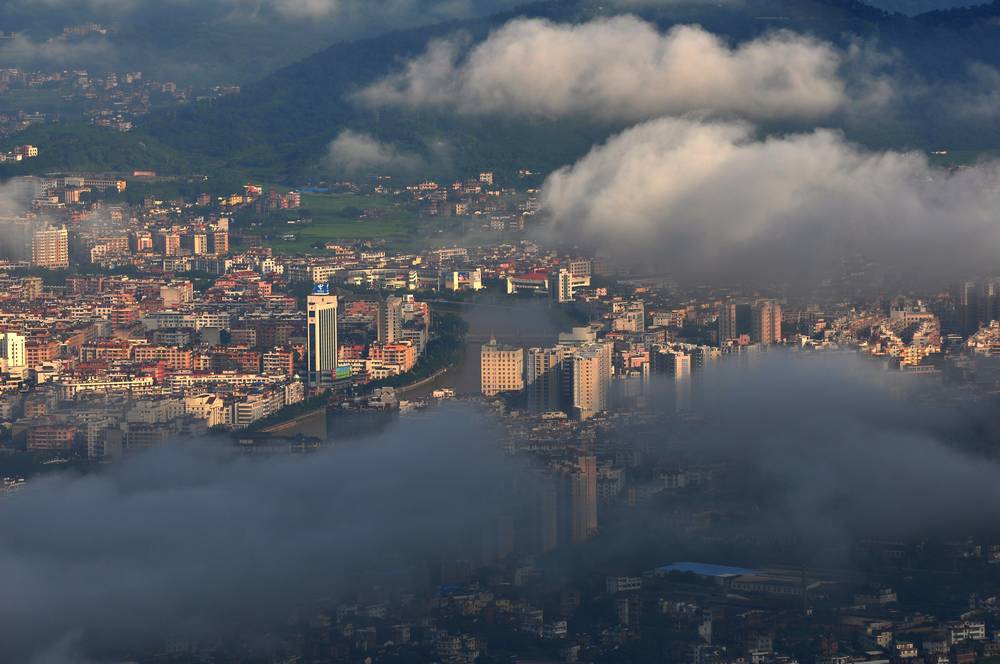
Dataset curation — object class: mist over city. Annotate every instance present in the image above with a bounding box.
[5,0,1000,663]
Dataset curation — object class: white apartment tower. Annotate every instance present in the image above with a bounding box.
[307,286,338,389]
[0,333,26,369]
[480,339,524,397]
[32,226,69,269]
[379,295,404,344]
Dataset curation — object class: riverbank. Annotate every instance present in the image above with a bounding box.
[258,365,457,436]
[259,406,328,434]
[396,366,452,395]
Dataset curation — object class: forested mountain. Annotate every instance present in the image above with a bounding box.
[0,1,525,87]
[10,0,1000,181]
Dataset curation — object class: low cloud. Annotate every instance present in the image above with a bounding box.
[540,117,1000,284]
[639,354,1000,556]
[326,130,425,177]
[0,34,118,70]
[944,62,1000,122]
[0,178,38,217]
[0,407,522,663]
[356,16,846,122]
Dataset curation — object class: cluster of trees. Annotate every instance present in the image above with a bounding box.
[0,123,194,179]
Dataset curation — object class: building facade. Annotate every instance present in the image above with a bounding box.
[307,286,338,389]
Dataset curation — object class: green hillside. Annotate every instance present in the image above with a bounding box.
[10,0,1000,181]
[0,123,194,178]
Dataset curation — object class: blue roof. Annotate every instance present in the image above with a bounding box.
[656,562,753,577]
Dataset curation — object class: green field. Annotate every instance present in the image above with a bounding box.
[256,191,534,254]
[0,87,79,115]
[256,192,429,254]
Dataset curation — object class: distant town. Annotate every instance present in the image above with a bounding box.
[0,61,238,137]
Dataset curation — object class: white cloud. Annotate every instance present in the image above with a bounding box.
[326,130,424,176]
[540,117,1000,282]
[357,16,846,122]
[0,34,118,69]
[0,178,39,217]
[946,62,1000,121]
[0,407,519,662]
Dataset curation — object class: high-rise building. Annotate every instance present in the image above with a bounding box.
[480,339,524,397]
[653,348,690,378]
[526,346,566,413]
[155,231,181,257]
[751,300,782,345]
[958,278,1000,335]
[563,342,612,420]
[549,267,591,304]
[652,347,692,412]
[979,280,999,326]
[571,455,598,543]
[210,229,229,256]
[183,232,208,255]
[31,226,69,268]
[535,480,559,553]
[370,341,418,373]
[691,345,721,370]
[0,332,26,368]
[554,455,598,545]
[718,302,751,345]
[307,285,338,389]
[569,259,592,278]
[378,295,403,344]
[958,281,980,336]
[550,269,574,304]
[132,230,153,253]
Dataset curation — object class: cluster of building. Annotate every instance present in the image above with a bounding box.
[444,385,1000,664]
[395,170,541,231]
[0,66,238,136]
[0,143,37,163]
[307,287,433,388]
[0,271,306,455]
[0,263,437,460]
[113,442,1000,664]
[8,162,1000,662]
[0,175,235,271]
[480,299,776,423]
[482,327,614,421]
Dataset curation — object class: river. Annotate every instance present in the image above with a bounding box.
[405,296,574,398]
[274,297,576,438]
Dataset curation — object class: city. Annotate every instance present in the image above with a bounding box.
[3,1,1000,663]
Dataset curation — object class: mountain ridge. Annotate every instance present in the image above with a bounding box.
[9,0,1000,180]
